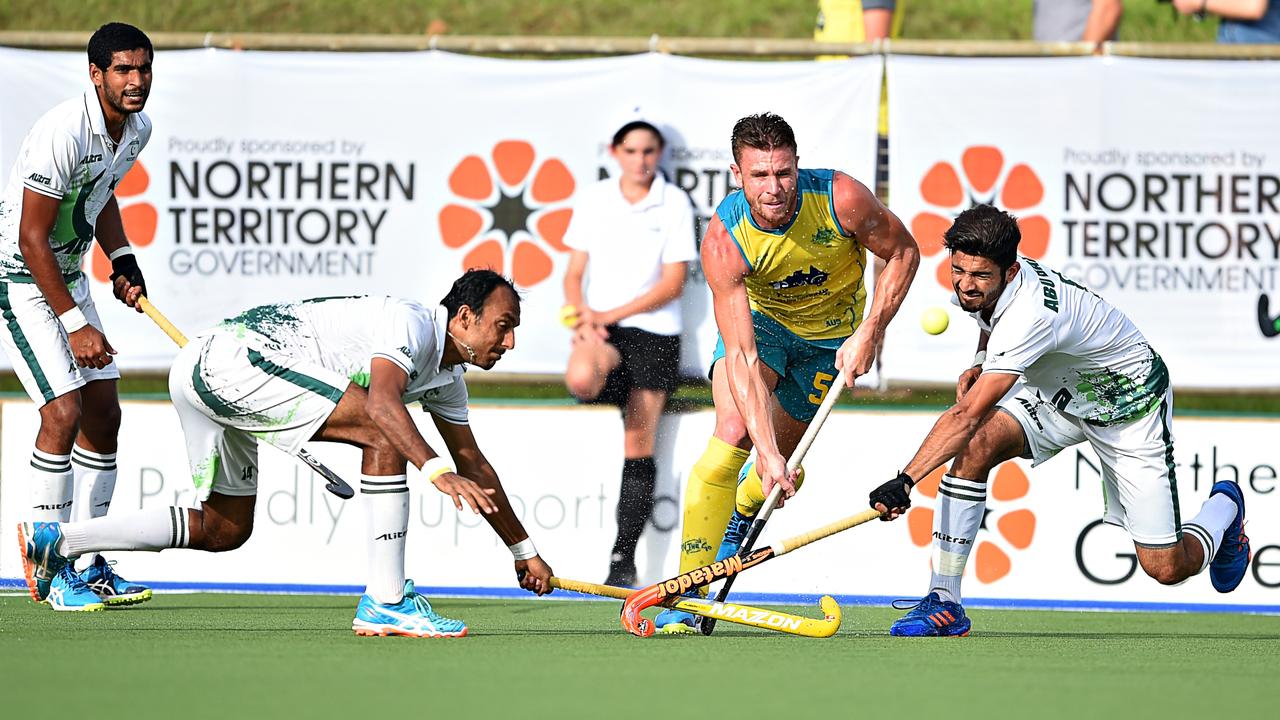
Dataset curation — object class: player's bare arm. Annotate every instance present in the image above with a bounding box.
[870,371,1019,520]
[19,188,113,369]
[831,172,919,386]
[365,357,497,514]
[957,329,992,401]
[434,417,554,595]
[702,216,796,498]
[94,195,146,312]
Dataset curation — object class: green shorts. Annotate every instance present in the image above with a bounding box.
[711,311,845,423]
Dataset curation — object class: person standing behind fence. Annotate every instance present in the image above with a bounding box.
[561,119,697,587]
[1172,0,1280,42]
[1033,0,1124,45]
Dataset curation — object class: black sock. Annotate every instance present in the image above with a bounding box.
[611,457,657,563]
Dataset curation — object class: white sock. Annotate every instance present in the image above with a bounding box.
[61,506,191,557]
[1182,493,1239,574]
[362,474,409,605]
[72,446,119,569]
[929,474,987,604]
[29,449,73,522]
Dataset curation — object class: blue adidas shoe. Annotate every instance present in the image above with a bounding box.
[1208,481,1250,593]
[654,606,697,635]
[889,593,971,637]
[352,580,468,638]
[81,555,153,607]
[715,510,754,564]
[17,521,71,603]
[46,564,105,612]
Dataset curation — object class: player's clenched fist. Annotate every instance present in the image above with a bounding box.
[869,472,914,521]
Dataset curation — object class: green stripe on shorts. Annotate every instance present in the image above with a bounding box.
[0,283,55,402]
[247,349,346,404]
[1158,396,1181,534]
[191,355,243,419]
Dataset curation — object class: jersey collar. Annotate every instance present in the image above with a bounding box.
[953,262,1025,332]
[82,90,140,149]
[615,172,666,211]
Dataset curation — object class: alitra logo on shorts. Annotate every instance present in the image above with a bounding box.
[438,141,575,287]
[89,162,157,283]
[911,146,1051,290]
[906,462,1036,584]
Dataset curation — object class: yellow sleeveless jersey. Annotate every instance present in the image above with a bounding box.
[715,168,867,341]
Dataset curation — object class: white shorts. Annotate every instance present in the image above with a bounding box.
[168,333,351,499]
[999,384,1181,547]
[0,276,119,405]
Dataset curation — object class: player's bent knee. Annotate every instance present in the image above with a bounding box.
[39,394,83,432]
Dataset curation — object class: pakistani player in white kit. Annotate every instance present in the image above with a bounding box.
[0,23,156,611]
[867,204,1250,637]
[21,270,556,637]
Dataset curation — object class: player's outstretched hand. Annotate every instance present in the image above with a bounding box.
[431,472,498,515]
[516,556,554,596]
[869,472,914,521]
[956,365,983,402]
[68,325,116,369]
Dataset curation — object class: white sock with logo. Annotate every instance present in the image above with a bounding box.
[30,449,74,522]
[72,446,119,569]
[1182,493,1239,574]
[60,506,191,557]
[928,474,988,604]
[362,474,409,605]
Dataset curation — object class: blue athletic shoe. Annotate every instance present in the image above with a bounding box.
[46,564,105,612]
[654,606,697,635]
[715,510,754,564]
[352,580,468,638]
[17,521,71,603]
[80,555,153,607]
[889,593,971,637]
[1208,481,1250,593]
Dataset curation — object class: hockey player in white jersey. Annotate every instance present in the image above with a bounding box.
[867,204,1249,637]
[20,270,555,637]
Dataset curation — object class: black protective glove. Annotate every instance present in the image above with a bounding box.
[110,251,147,301]
[868,472,915,519]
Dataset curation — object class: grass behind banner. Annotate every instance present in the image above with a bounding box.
[0,594,1274,719]
[1,0,1218,43]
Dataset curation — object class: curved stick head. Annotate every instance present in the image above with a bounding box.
[620,586,662,637]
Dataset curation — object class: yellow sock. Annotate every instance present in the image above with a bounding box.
[679,437,749,582]
[735,464,806,516]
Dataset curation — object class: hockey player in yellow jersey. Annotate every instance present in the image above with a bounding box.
[656,113,919,632]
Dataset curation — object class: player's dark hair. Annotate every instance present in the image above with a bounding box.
[88,23,153,70]
[441,269,520,321]
[612,120,664,149]
[730,113,797,165]
[943,204,1021,271]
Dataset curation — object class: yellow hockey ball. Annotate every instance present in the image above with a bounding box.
[559,304,579,328]
[921,306,949,335]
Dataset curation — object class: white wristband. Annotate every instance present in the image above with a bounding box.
[972,350,987,368]
[422,456,454,481]
[59,306,89,334]
[107,246,134,262]
[508,538,538,560]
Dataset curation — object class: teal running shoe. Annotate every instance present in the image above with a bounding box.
[1208,480,1250,593]
[81,555,153,606]
[889,593,971,637]
[352,580,468,638]
[46,565,105,612]
[654,606,697,635]
[715,510,754,564]
[17,521,71,602]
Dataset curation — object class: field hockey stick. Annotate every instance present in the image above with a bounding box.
[551,577,840,638]
[137,296,356,500]
[621,506,882,637]
[696,381,845,635]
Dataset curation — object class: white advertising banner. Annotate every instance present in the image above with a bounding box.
[0,48,882,380]
[886,56,1280,388]
[2,401,1276,612]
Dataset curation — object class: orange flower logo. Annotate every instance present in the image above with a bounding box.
[438,140,574,287]
[90,162,157,283]
[910,146,1050,289]
[906,463,1036,583]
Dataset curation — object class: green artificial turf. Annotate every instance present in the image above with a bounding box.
[1,593,1275,719]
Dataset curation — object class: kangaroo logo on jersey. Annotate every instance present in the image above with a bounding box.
[810,227,838,247]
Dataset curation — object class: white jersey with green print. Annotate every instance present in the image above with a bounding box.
[969,256,1169,426]
[209,296,470,424]
[0,91,152,282]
